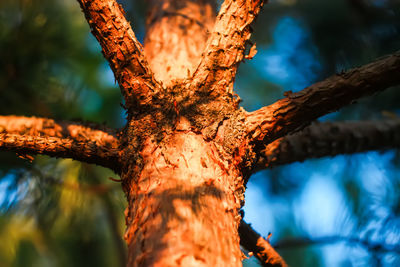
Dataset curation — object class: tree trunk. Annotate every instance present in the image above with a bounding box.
[122,119,245,266]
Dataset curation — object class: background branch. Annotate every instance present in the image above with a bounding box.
[77,0,161,110]
[255,119,400,171]
[192,0,266,97]
[275,236,400,254]
[246,51,400,146]
[239,220,288,267]
[0,116,120,172]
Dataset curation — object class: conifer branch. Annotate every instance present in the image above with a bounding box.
[246,51,400,147]
[0,116,120,172]
[77,0,161,110]
[192,0,266,97]
[239,220,288,267]
[255,119,400,171]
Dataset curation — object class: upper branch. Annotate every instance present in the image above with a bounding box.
[144,0,216,86]
[239,220,287,267]
[192,0,266,97]
[77,0,161,110]
[0,116,120,172]
[246,51,400,145]
[255,119,400,171]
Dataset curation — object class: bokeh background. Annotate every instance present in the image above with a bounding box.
[0,0,399,266]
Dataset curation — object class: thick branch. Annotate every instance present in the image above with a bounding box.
[144,0,216,85]
[77,0,161,110]
[255,120,400,170]
[192,0,266,96]
[239,220,287,267]
[246,51,400,146]
[0,116,120,172]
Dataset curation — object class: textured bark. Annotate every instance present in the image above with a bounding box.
[255,120,400,170]
[0,115,120,171]
[239,221,287,267]
[77,0,161,111]
[192,0,266,97]
[246,51,400,146]
[122,126,245,266]
[144,0,216,86]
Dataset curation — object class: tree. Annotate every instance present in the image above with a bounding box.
[1,0,400,266]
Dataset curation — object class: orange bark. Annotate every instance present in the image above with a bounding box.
[77,0,161,111]
[239,221,287,267]
[144,0,216,85]
[122,125,244,266]
[245,51,400,146]
[0,116,120,170]
[193,0,266,97]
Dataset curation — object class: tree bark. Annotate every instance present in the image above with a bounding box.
[77,0,161,112]
[239,220,287,267]
[193,0,266,97]
[0,116,120,170]
[122,126,244,266]
[245,51,400,146]
[144,0,216,86]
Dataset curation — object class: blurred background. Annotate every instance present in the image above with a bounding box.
[0,0,399,266]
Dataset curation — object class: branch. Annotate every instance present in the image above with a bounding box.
[255,119,400,171]
[275,236,400,254]
[246,51,400,146]
[239,220,288,267]
[192,0,266,97]
[0,116,120,172]
[144,0,216,85]
[77,0,161,110]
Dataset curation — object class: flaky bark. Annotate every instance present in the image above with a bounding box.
[144,0,216,85]
[239,221,287,267]
[122,128,244,267]
[255,120,400,170]
[245,51,400,146]
[192,0,266,97]
[0,116,120,171]
[77,0,161,111]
